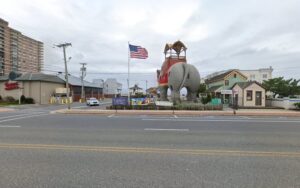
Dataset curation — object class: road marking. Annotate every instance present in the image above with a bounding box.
[142,118,300,123]
[71,106,88,109]
[144,128,189,132]
[0,112,45,120]
[108,114,115,118]
[0,113,48,123]
[173,115,178,118]
[0,143,300,158]
[0,125,21,128]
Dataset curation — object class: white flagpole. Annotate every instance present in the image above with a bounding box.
[128,42,130,105]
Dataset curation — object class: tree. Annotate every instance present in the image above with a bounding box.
[198,83,207,93]
[263,77,300,97]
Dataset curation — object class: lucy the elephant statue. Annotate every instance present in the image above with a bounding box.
[167,63,200,104]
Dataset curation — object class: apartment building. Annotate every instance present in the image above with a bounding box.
[0,18,43,75]
[239,67,273,83]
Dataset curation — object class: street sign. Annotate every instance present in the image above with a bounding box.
[112,97,128,106]
[155,101,173,106]
[221,90,232,95]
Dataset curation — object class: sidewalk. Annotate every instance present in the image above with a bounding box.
[54,108,300,117]
[0,107,15,112]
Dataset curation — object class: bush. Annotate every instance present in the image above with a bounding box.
[24,98,35,104]
[294,102,300,109]
[201,94,212,105]
[4,96,16,102]
[20,95,26,104]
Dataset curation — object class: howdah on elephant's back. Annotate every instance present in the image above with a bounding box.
[157,41,200,103]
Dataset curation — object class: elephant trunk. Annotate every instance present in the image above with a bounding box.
[178,64,189,90]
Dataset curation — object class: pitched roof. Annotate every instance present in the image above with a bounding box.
[232,81,265,90]
[207,85,222,93]
[14,73,65,83]
[205,70,247,84]
[57,74,102,88]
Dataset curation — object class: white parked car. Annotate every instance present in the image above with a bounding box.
[86,98,100,106]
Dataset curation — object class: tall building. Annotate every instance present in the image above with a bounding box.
[0,18,43,75]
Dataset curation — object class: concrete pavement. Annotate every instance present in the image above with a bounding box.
[0,110,300,187]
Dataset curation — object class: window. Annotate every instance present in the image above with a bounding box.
[234,74,237,78]
[250,75,255,80]
[246,90,253,101]
[225,80,229,86]
[263,74,268,79]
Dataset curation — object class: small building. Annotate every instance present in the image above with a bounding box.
[56,73,103,101]
[129,84,144,96]
[0,73,65,104]
[146,87,158,97]
[103,78,122,98]
[232,81,266,107]
[0,72,103,104]
[205,70,248,104]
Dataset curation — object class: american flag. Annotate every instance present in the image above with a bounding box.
[129,44,148,59]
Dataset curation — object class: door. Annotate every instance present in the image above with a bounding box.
[255,91,262,106]
[235,94,238,107]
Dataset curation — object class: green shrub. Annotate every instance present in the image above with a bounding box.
[20,95,26,104]
[294,102,300,109]
[4,96,16,102]
[24,98,35,104]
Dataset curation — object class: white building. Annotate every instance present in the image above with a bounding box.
[129,84,144,96]
[239,66,273,83]
[103,78,122,96]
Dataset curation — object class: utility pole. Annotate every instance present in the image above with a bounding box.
[55,43,72,109]
[80,63,87,101]
[145,80,148,96]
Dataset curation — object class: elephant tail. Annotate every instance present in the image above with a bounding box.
[179,64,189,90]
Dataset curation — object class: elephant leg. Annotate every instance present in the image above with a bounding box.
[171,90,181,104]
[159,86,168,101]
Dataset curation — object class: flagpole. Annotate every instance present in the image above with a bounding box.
[128,41,130,106]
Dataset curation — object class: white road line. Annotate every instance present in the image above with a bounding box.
[144,128,189,132]
[173,115,178,118]
[70,106,88,109]
[108,114,115,118]
[0,125,21,128]
[142,118,300,123]
[0,112,45,120]
[0,113,48,123]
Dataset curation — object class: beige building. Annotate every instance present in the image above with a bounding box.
[232,81,266,107]
[0,18,43,75]
[239,67,273,83]
[0,72,104,104]
[0,73,65,104]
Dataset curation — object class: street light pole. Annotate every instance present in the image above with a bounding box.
[55,43,72,109]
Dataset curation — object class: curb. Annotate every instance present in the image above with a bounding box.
[54,109,300,117]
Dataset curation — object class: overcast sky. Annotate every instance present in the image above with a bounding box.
[1,0,300,88]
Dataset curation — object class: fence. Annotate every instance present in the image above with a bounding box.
[266,98,300,109]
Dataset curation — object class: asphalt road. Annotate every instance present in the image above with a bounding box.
[0,106,300,187]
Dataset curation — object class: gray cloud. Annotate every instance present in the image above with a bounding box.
[0,0,299,89]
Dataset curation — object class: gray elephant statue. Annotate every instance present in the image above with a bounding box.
[168,63,200,104]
